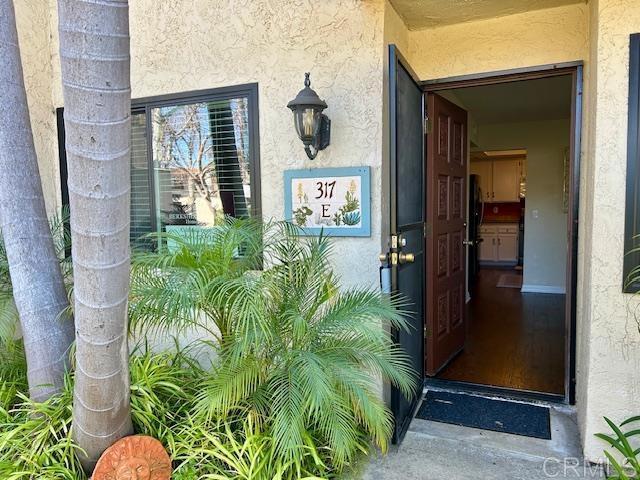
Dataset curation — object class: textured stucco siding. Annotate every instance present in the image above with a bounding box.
[13,0,59,217]
[406,3,589,80]
[384,0,409,55]
[391,0,585,30]
[578,0,640,462]
[47,0,389,289]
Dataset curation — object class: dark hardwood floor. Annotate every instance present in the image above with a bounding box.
[436,268,565,395]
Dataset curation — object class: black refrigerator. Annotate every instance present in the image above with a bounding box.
[468,174,483,288]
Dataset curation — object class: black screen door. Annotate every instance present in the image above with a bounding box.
[388,45,425,443]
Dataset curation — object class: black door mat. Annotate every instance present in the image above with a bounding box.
[416,390,552,440]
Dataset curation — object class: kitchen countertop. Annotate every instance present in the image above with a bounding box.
[481,218,521,224]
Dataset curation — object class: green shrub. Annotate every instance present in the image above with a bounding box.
[1,219,415,479]
[0,340,27,409]
[0,346,332,479]
[597,416,640,479]
[174,415,330,480]
[0,372,83,480]
[130,220,416,474]
[0,347,204,479]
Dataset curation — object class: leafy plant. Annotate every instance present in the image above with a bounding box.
[596,416,640,479]
[1,218,415,479]
[0,346,203,480]
[175,415,329,480]
[0,342,335,479]
[0,339,27,409]
[332,190,360,227]
[0,372,84,480]
[131,220,416,474]
[129,217,266,341]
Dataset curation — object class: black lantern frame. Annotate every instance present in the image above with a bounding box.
[287,73,331,160]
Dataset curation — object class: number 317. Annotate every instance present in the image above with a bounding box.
[315,181,336,199]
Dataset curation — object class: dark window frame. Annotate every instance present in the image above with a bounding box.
[624,34,640,292]
[57,82,262,242]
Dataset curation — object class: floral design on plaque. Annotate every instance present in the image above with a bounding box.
[284,167,370,237]
[291,177,362,228]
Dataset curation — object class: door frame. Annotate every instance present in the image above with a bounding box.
[421,61,583,405]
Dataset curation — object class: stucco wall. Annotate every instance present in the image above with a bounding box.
[406,3,589,80]
[477,120,571,292]
[46,0,388,290]
[383,0,409,56]
[577,0,640,462]
[13,0,59,217]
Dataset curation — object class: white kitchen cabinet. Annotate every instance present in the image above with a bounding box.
[479,232,498,261]
[470,159,525,203]
[492,159,522,202]
[470,160,493,202]
[479,223,519,263]
[497,234,518,262]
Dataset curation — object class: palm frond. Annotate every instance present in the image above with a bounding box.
[194,354,264,420]
[131,219,417,475]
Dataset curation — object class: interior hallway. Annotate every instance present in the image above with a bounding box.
[437,269,565,395]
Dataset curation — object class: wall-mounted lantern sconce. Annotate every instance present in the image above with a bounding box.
[287,73,331,160]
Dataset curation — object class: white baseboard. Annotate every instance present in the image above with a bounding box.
[520,284,566,294]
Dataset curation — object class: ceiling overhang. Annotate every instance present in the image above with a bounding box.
[389,0,586,30]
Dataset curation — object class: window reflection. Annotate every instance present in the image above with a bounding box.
[150,98,252,233]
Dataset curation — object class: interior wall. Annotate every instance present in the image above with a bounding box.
[406,3,589,80]
[476,120,571,291]
[577,0,640,462]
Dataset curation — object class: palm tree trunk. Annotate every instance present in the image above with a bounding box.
[0,0,74,402]
[57,0,133,471]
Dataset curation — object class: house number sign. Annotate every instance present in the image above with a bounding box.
[283,166,371,237]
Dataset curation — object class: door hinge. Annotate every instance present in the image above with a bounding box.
[423,222,431,238]
[423,324,428,337]
[423,116,431,135]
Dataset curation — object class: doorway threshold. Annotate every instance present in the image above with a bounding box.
[424,377,565,405]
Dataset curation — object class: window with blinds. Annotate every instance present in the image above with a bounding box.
[58,84,260,250]
[130,112,152,245]
[150,97,252,234]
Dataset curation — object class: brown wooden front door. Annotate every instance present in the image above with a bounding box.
[425,93,468,376]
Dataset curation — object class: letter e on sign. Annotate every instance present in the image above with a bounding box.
[322,204,331,218]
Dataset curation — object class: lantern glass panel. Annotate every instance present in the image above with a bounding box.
[294,107,321,144]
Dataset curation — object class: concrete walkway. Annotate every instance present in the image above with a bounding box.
[361,394,606,480]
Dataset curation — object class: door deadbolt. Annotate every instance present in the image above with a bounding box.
[398,252,415,264]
